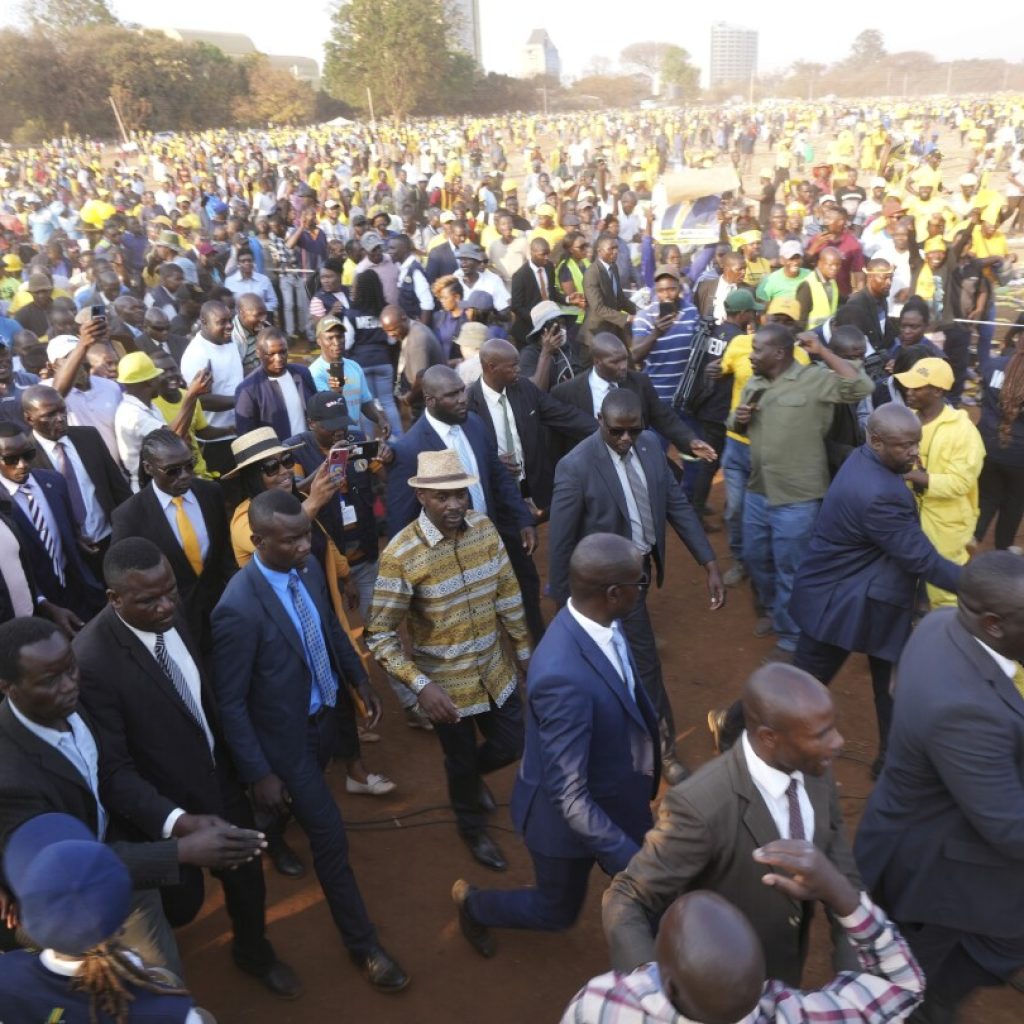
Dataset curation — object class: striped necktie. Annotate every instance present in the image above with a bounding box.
[21,484,64,585]
[786,777,806,841]
[154,633,212,755]
[53,440,87,526]
[287,573,338,709]
[622,450,656,549]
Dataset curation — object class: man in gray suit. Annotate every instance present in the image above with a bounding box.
[603,663,861,987]
[547,389,725,783]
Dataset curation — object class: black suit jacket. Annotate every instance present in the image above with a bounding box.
[74,605,234,841]
[110,480,235,653]
[834,288,897,354]
[509,260,557,345]
[425,241,458,284]
[0,700,179,890]
[31,426,131,519]
[552,369,696,455]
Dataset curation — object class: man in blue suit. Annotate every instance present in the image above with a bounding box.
[210,489,409,994]
[0,422,104,622]
[790,404,963,773]
[385,365,542,640]
[234,327,316,442]
[856,551,1024,1021]
[452,534,660,956]
[547,388,725,783]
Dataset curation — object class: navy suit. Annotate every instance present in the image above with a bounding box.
[468,606,659,931]
[6,469,104,620]
[234,364,316,441]
[424,240,458,284]
[790,445,963,751]
[210,556,378,955]
[855,608,1024,1015]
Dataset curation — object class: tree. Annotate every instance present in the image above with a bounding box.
[849,29,886,65]
[323,0,455,120]
[235,57,316,126]
[620,42,672,79]
[790,60,828,99]
[661,46,700,99]
[21,0,117,37]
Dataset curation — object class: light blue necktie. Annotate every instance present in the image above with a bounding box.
[610,623,638,703]
[448,425,487,514]
[287,573,338,709]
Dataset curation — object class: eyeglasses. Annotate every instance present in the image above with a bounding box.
[610,573,651,591]
[259,453,296,475]
[158,458,196,478]
[0,448,36,466]
[605,426,643,438]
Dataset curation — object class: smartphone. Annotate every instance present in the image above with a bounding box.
[90,304,106,322]
[328,361,346,386]
[658,301,675,320]
[327,443,350,481]
[349,440,379,460]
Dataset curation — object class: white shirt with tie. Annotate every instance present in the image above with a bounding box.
[423,410,487,514]
[605,443,652,553]
[712,276,736,325]
[34,432,110,543]
[566,599,636,701]
[480,380,524,477]
[588,370,615,418]
[118,614,215,837]
[271,370,307,438]
[741,730,815,840]
[0,474,66,574]
[151,483,210,561]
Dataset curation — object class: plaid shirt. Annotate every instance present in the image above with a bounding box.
[265,233,297,272]
[561,895,923,1024]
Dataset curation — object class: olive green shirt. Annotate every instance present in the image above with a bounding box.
[728,359,873,505]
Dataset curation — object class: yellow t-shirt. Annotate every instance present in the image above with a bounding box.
[530,226,565,249]
[153,395,211,479]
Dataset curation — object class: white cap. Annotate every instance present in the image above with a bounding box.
[46,334,79,362]
[958,173,978,187]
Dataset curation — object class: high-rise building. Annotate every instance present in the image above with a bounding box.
[709,22,757,88]
[451,0,483,66]
[521,29,561,80]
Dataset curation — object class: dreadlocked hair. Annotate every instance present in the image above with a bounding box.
[997,348,1024,446]
[72,940,190,1024]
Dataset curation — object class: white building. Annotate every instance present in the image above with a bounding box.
[709,22,757,88]
[451,0,483,65]
[521,29,560,80]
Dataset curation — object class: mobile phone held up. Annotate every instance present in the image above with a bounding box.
[329,361,346,387]
[327,443,350,481]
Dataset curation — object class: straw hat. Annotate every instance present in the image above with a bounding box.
[408,449,479,490]
[223,427,301,478]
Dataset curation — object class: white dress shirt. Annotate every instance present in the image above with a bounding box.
[44,377,122,466]
[455,268,511,311]
[398,254,435,311]
[713,276,736,324]
[741,730,815,841]
[424,410,485,508]
[974,636,1019,682]
[152,483,210,561]
[588,369,615,417]
[272,371,307,437]
[8,700,107,839]
[566,599,634,699]
[605,444,652,553]
[480,380,524,476]
[114,394,166,492]
[1,474,66,573]
[34,432,110,542]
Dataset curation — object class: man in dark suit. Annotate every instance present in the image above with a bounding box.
[22,385,130,578]
[111,428,235,655]
[74,538,300,998]
[855,551,1024,1022]
[234,327,316,442]
[604,663,861,986]
[386,365,540,636]
[508,238,556,345]
[833,259,898,357]
[139,307,190,367]
[210,489,408,994]
[552,332,715,462]
[694,251,748,322]
[0,423,105,622]
[424,220,466,283]
[548,389,724,782]
[790,405,964,772]
[581,234,636,360]
[0,616,267,969]
[453,535,660,956]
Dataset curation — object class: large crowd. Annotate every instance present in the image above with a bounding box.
[0,96,1023,1023]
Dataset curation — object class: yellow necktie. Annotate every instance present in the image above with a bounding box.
[1013,665,1024,702]
[172,496,203,577]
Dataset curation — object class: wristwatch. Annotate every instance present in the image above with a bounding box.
[410,677,431,696]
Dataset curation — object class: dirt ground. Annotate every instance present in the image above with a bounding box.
[177,491,1022,1024]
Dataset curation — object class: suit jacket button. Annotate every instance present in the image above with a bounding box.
[788,914,800,927]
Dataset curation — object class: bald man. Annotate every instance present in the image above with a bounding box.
[790,404,963,775]
[565,841,922,1023]
[604,664,860,986]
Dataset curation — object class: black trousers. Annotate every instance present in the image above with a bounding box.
[691,420,727,516]
[501,531,546,645]
[159,764,275,975]
[975,459,1024,550]
[793,634,893,752]
[432,689,524,837]
[620,583,675,752]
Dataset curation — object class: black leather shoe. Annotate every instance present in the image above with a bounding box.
[477,779,496,814]
[350,946,410,992]
[462,831,507,872]
[452,879,495,957]
[267,835,306,879]
[257,960,303,999]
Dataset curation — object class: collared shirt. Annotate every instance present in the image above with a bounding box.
[588,369,615,418]
[566,599,634,699]
[713,276,736,324]
[34,432,110,543]
[0,517,34,615]
[272,370,307,437]
[741,731,814,841]
[973,636,1019,682]
[480,380,524,473]
[223,270,278,312]
[43,377,122,466]
[152,483,210,561]
[114,394,166,492]
[252,554,339,716]
[731,359,874,505]
[8,700,106,839]
[423,410,486,511]
[367,509,530,715]
[454,268,511,311]
[605,444,651,552]
[1,474,66,572]
[559,894,923,1024]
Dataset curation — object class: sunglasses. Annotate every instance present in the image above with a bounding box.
[259,453,296,475]
[159,458,196,478]
[0,448,36,466]
[610,573,651,591]
[605,426,643,438]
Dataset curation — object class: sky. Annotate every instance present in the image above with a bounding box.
[1,0,1020,85]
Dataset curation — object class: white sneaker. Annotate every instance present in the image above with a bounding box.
[346,773,397,796]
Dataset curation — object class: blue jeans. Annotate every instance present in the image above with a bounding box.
[361,363,403,439]
[721,437,751,564]
[742,491,820,650]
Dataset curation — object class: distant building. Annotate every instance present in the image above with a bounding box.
[450,0,483,65]
[156,28,320,88]
[709,22,757,88]
[521,29,561,81]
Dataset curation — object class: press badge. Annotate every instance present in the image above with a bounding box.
[339,500,358,526]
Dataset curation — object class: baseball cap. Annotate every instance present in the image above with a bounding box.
[460,290,495,312]
[324,198,340,208]
[894,357,954,391]
[724,290,765,314]
[958,173,979,188]
[439,210,456,224]
[46,334,80,362]
[316,315,345,336]
[779,240,803,260]
[360,230,384,251]
[653,264,680,282]
[306,391,350,429]
[766,296,801,321]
